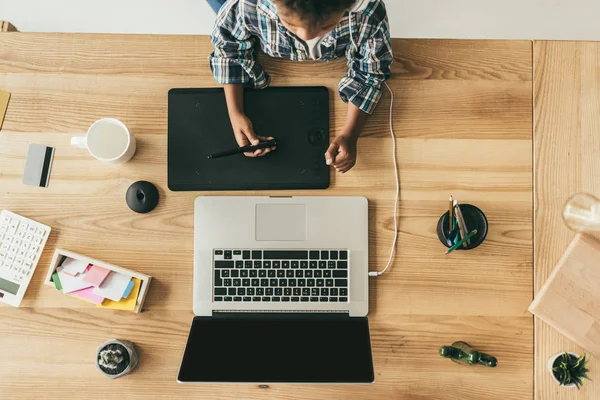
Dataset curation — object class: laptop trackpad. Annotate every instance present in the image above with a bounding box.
[256,204,307,241]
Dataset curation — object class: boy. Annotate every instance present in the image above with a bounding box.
[209,0,392,173]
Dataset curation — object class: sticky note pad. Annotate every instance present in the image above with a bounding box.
[83,265,111,286]
[93,271,132,302]
[98,278,141,311]
[122,279,134,298]
[0,89,9,130]
[61,258,89,276]
[68,287,104,305]
[57,267,93,294]
[51,272,62,290]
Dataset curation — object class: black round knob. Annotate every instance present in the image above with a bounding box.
[126,181,159,214]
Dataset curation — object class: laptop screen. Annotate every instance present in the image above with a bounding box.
[177,315,374,383]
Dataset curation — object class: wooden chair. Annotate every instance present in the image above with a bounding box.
[1,21,18,32]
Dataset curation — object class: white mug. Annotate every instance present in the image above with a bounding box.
[71,118,136,164]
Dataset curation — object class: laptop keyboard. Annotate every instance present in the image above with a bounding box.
[213,250,349,303]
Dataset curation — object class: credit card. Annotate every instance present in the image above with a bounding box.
[23,144,55,187]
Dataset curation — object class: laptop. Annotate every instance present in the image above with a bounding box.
[177,196,374,383]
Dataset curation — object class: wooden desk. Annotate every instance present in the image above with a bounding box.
[534,41,600,399]
[0,34,533,399]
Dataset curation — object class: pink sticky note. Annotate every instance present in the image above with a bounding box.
[69,287,104,304]
[83,266,111,286]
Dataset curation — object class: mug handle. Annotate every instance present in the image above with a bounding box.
[71,136,87,149]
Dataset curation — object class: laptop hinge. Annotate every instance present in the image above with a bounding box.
[211,311,349,320]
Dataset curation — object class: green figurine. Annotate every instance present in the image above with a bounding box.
[440,341,497,368]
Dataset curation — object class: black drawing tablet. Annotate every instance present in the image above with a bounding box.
[168,87,330,191]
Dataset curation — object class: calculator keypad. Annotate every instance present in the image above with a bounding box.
[0,211,51,306]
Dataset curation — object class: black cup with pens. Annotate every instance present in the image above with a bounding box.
[436,196,488,255]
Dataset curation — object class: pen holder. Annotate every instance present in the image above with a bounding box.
[437,204,488,250]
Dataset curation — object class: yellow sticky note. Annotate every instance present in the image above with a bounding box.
[0,90,10,130]
[98,278,141,311]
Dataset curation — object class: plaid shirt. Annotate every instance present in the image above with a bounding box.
[210,0,393,114]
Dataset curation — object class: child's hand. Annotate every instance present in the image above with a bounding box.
[325,135,358,173]
[230,113,276,157]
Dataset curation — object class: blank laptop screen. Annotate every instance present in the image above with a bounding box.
[177,315,374,383]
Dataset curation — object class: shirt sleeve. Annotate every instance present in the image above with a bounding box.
[338,16,393,114]
[209,0,270,88]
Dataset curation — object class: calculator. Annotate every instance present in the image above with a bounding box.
[0,210,51,307]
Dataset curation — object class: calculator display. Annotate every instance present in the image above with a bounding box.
[0,277,19,295]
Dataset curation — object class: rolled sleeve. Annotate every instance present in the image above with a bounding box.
[338,75,383,114]
[339,17,393,114]
[209,0,270,89]
[209,58,270,88]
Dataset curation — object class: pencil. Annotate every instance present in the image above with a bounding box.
[207,139,277,159]
[445,229,478,255]
[453,200,470,248]
[448,195,454,234]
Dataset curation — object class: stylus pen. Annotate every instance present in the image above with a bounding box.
[207,139,277,159]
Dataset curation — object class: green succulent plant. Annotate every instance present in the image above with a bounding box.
[97,343,130,376]
[552,353,590,389]
[99,347,124,370]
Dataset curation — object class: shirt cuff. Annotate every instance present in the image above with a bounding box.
[338,76,383,115]
[209,56,270,89]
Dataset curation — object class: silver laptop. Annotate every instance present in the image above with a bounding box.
[178,196,374,383]
[192,196,369,317]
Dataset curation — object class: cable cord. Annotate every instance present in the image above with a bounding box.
[349,16,399,277]
[368,82,399,277]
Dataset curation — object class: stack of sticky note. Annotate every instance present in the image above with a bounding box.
[51,257,141,311]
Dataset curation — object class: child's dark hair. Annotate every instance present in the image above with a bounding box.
[275,0,355,25]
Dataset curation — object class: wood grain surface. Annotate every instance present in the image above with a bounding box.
[534,41,600,400]
[0,34,533,400]
[530,234,600,358]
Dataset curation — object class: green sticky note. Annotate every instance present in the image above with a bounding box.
[52,272,62,290]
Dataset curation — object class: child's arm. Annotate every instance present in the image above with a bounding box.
[210,0,274,157]
[210,0,269,89]
[327,6,393,172]
[224,84,275,157]
[339,11,393,115]
[325,103,367,173]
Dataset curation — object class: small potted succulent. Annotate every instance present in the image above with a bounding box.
[548,352,590,389]
[96,339,139,379]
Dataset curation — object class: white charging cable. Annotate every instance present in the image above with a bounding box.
[349,18,399,277]
[368,82,399,277]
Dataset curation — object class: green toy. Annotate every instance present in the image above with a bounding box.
[439,341,497,367]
